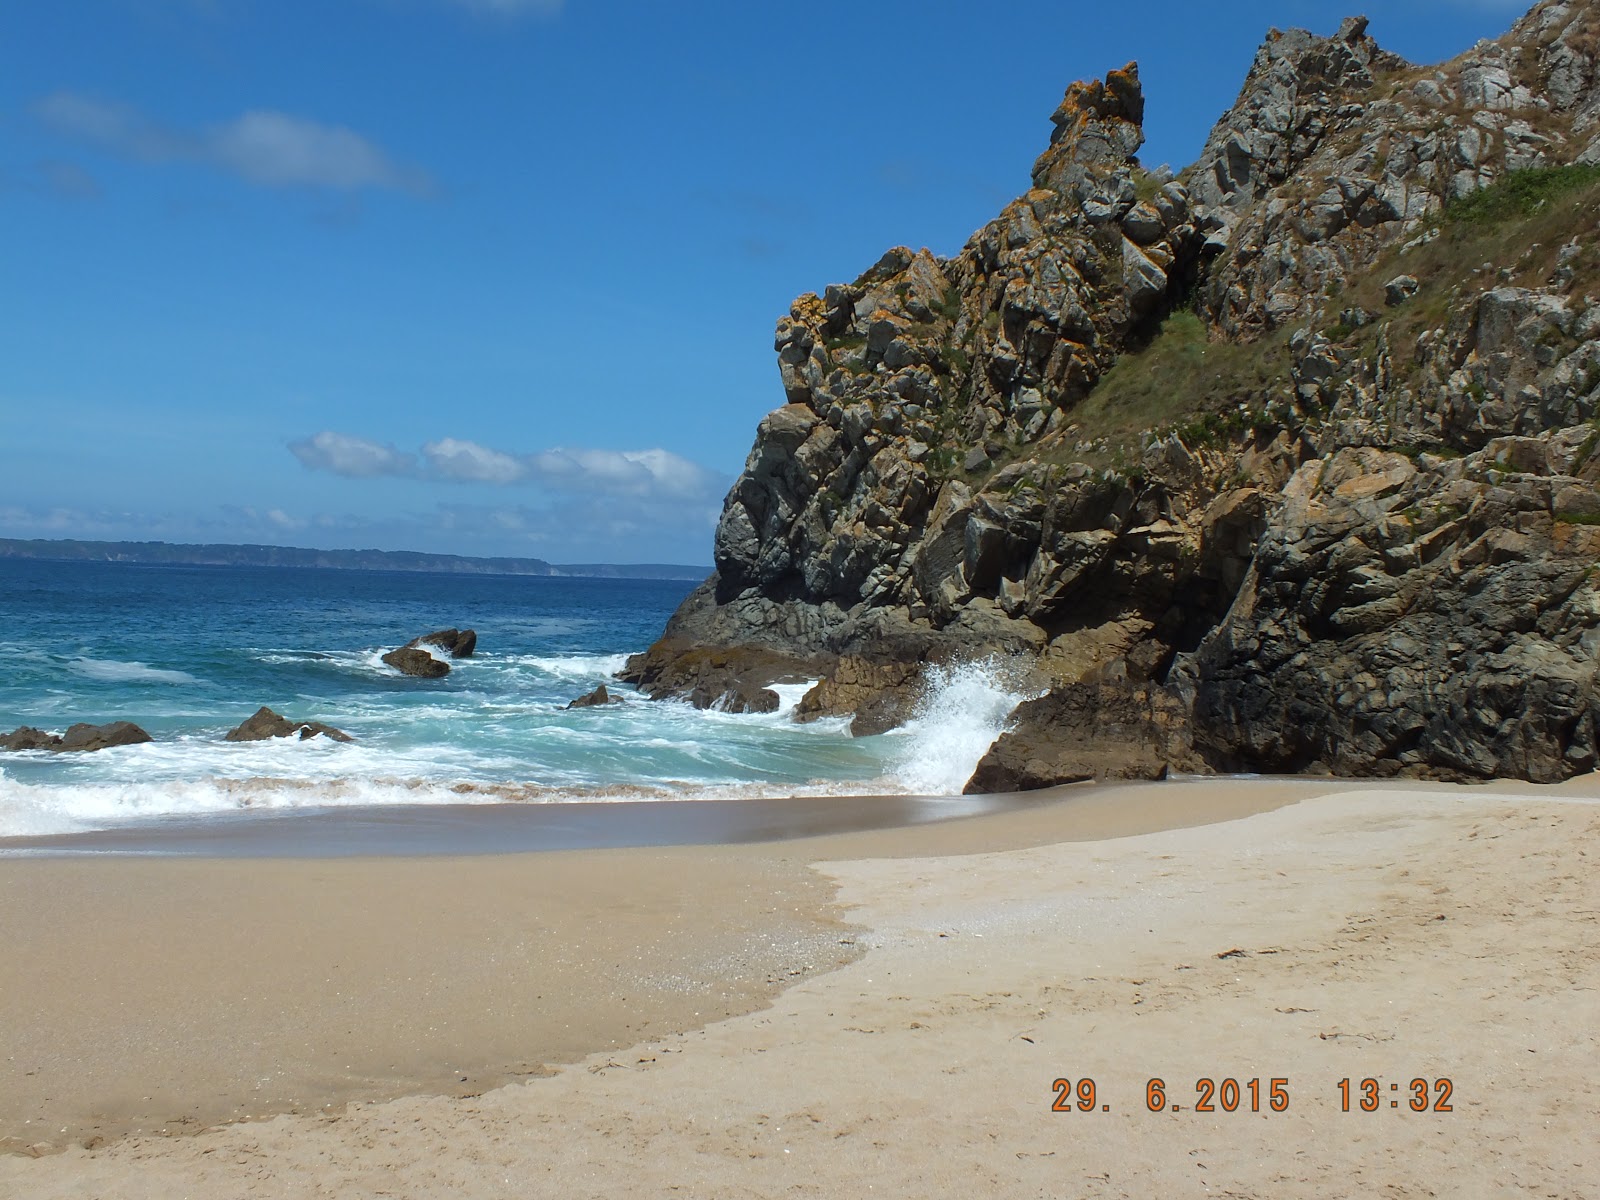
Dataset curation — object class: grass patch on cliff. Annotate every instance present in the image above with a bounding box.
[1443,165,1600,227]
[1324,171,1600,378]
[1054,310,1293,463]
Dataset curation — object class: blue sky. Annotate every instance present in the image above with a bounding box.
[1,0,1528,565]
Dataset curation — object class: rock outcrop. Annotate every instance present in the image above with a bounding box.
[224,707,354,743]
[628,2,1600,789]
[566,684,623,709]
[410,629,477,658]
[1,722,154,752]
[966,682,1202,792]
[382,647,451,678]
[380,628,476,677]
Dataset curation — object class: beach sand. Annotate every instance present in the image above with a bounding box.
[1,776,1595,1197]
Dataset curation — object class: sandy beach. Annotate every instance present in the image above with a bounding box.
[1,776,1595,1197]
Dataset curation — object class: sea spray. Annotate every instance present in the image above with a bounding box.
[887,658,1042,795]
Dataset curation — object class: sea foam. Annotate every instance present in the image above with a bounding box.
[887,658,1040,795]
[67,657,199,686]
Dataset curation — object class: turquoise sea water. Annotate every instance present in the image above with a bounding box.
[0,560,1032,838]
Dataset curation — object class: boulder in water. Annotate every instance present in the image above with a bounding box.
[690,681,781,714]
[408,628,476,658]
[566,683,624,709]
[382,647,451,678]
[2,721,155,753]
[225,706,355,743]
[0,726,63,751]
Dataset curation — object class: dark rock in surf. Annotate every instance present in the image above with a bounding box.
[690,680,781,714]
[382,647,451,678]
[225,706,355,743]
[2,721,156,753]
[408,628,477,658]
[0,726,63,751]
[794,656,927,737]
[59,721,155,751]
[566,684,623,709]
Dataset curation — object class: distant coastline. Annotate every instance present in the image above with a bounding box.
[0,538,710,581]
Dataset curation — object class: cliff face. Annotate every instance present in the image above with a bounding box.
[625,1,1600,785]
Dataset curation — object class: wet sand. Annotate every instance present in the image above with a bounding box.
[0,779,1293,1153]
[2,776,1595,1197]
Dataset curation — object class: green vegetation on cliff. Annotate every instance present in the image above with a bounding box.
[1059,311,1294,464]
[1444,163,1600,226]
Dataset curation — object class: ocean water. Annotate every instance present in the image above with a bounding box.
[0,560,1036,839]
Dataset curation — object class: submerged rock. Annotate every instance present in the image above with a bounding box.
[225,706,354,743]
[382,647,451,678]
[1,722,154,752]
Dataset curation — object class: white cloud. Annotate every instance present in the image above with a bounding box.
[209,111,427,192]
[294,431,725,502]
[33,92,430,195]
[289,432,417,478]
[422,437,528,484]
[33,93,180,160]
[528,447,720,498]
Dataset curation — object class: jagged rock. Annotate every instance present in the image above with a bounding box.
[3,722,155,752]
[964,683,1201,793]
[0,727,63,751]
[692,681,781,714]
[566,684,623,709]
[224,707,354,743]
[624,5,1600,782]
[1174,439,1600,781]
[795,657,925,737]
[382,647,451,678]
[618,634,820,710]
[407,628,477,658]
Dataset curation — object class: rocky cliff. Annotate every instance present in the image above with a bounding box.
[624,1,1600,787]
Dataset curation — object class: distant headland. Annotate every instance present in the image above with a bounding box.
[0,538,709,581]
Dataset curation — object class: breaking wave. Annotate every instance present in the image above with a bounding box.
[886,658,1042,795]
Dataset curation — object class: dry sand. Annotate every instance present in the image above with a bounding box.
[1,776,1595,1197]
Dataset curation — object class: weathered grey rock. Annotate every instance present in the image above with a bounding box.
[224,706,353,743]
[621,7,1600,783]
[381,647,451,678]
[1384,275,1419,306]
[1173,441,1600,782]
